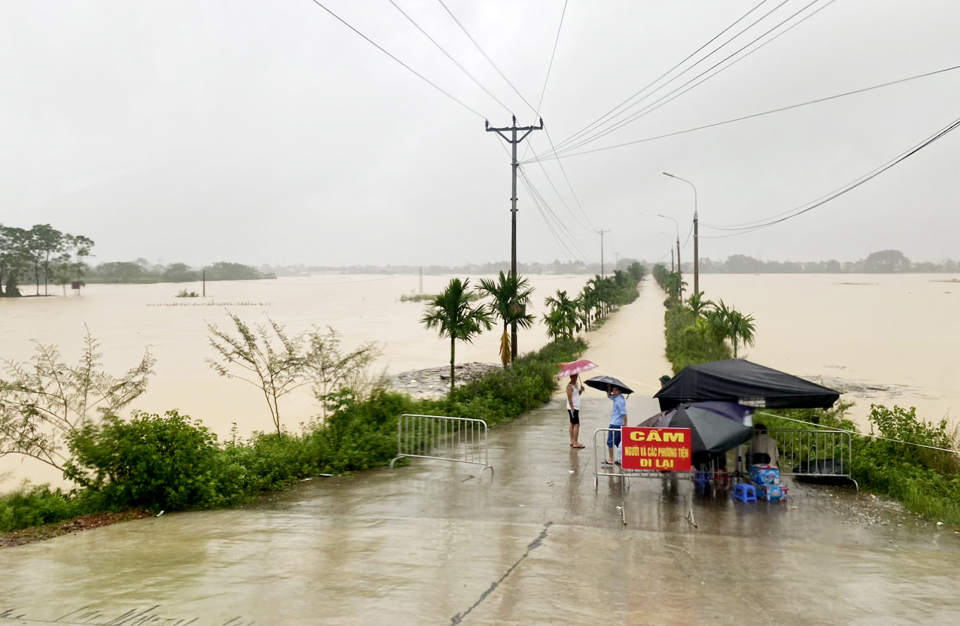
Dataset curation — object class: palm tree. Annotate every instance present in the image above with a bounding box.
[684,291,713,319]
[662,272,685,304]
[422,278,493,393]
[727,308,757,358]
[576,285,597,332]
[476,271,535,367]
[706,299,757,358]
[706,299,733,344]
[543,290,578,340]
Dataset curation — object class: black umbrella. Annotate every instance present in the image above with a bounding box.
[584,375,634,395]
[639,401,753,454]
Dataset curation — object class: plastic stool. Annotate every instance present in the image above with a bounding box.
[733,483,757,503]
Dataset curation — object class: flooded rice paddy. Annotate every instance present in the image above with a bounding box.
[1,272,957,489]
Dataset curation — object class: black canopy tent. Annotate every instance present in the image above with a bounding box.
[654,359,840,411]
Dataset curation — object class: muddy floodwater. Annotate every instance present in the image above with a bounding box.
[2,272,958,489]
[699,273,960,430]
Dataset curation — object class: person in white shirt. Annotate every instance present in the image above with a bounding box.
[566,373,585,449]
[749,423,780,467]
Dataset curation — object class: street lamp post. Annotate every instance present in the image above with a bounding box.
[657,214,682,300]
[663,172,699,296]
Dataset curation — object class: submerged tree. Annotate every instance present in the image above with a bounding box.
[207,313,381,432]
[207,313,308,435]
[422,278,492,393]
[305,326,381,417]
[0,332,154,471]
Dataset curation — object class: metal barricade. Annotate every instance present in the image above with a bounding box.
[768,428,858,490]
[389,414,493,479]
[592,427,697,527]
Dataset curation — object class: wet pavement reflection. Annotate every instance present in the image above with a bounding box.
[2,397,960,625]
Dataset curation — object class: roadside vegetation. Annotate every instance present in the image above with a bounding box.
[653,263,753,372]
[0,335,586,534]
[652,264,960,526]
[759,404,960,526]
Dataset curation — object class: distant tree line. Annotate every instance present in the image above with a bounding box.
[0,223,275,297]
[699,250,958,274]
[0,223,95,297]
[87,260,274,284]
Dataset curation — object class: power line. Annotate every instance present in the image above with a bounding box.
[520,0,569,164]
[526,144,593,233]
[541,126,595,229]
[306,0,485,119]
[518,170,581,262]
[525,64,960,162]
[387,0,512,114]
[576,0,838,150]
[549,0,802,155]
[519,167,589,254]
[701,114,960,236]
[535,0,568,113]
[552,0,835,157]
[519,167,591,261]
[550,0,775,154]
[437,0,539,117]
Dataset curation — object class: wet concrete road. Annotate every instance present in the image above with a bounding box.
[2,394,960,625]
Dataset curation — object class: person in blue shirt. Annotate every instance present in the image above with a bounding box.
[604,386,628,465]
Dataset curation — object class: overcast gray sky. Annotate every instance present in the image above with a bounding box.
[2,0,958,268]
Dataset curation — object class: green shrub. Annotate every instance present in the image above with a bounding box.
[0,484,91,533]
[664,306,730,372]
[441,337,585,425]
[848,405,960,524]
[310,388,413,473]
[217,431,315,500]
[64,410,221,512]
[763,403,960,526]
[4,337,591,533]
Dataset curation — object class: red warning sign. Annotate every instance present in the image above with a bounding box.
[620,427,692,472]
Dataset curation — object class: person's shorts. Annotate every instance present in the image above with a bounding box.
[568,409,580,425]
[606,425,622,448]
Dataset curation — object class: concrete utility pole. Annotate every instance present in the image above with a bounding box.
[596,229,609,277]
[678,238,683,300]
[487,115,543,361]
[658,213,682,301]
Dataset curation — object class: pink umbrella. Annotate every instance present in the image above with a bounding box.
[557,359,598,379]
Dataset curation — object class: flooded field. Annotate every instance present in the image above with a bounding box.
[0,274,589,489]
[700,273,960,429]
[1,272,957,489]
